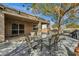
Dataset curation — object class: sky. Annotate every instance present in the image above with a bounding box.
[1,3,55,25]
[1,3,79,25]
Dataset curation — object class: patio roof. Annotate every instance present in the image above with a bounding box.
[3,11,48,24]
[0,4,48,24]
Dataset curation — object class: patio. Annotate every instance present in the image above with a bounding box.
[0,32,78,56]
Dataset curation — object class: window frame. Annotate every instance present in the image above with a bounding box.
[32,24,38,31]
[11,23,24,36]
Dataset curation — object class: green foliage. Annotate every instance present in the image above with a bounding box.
[52,24,59,28]
[31,3,79,21]
[66,22,79,28]
[31,3,79,29]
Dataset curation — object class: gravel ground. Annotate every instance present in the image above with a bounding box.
[0,35,78,56]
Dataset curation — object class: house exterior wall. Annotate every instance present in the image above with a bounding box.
[5,18,33,37]
[0,5,49,42]
[0,13,5,42]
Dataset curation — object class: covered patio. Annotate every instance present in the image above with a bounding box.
[3,12,49,41]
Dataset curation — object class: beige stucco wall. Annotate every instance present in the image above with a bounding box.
[0,6,48,42]
[5,17,33,37]
[0,13,5,42]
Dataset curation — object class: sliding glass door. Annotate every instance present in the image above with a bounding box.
[12,23,24,36]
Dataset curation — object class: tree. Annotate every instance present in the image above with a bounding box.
[52,24,59,28]
[31,3,79,53]
[32,3,79,31]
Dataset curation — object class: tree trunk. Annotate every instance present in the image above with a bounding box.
[40,38,43,51]
[53,16,61,55]
[49,38,51,55]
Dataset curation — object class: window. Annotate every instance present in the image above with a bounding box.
[12,24,18,35]
[42,24,47,29]
[19,24,24,34]
[19,24,24,29]
[12,24,24,35]
[12,24,18,29]
[33,24,38,31]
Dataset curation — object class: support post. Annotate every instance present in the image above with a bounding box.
[0,13,5,42]
[37,22,42,37]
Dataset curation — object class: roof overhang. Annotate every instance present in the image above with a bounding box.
[3,11,48,24]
